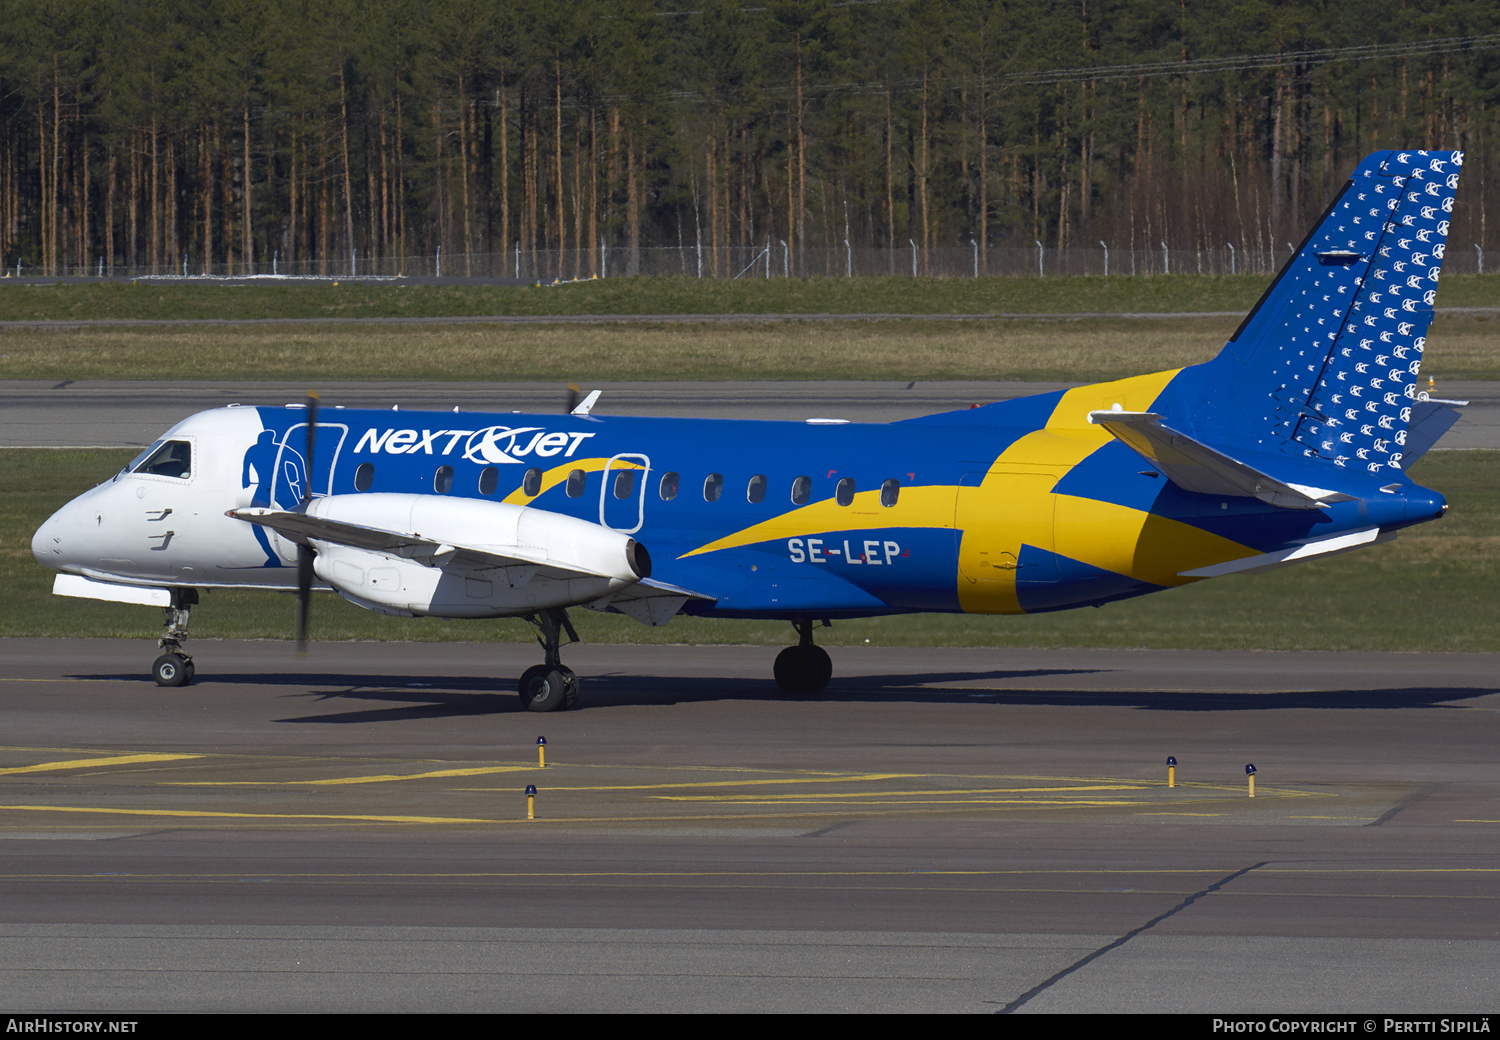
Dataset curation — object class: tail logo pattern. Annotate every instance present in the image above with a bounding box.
[1292,150,1462,472]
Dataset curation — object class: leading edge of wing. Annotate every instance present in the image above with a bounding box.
[1087,411,1355,510]
[228,506,597,580]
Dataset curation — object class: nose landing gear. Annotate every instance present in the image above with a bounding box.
[152,588,198,687]
[517,607,580,711]
[774,618,832,693]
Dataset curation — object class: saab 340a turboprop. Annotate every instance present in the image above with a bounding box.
[32,150,1468,710]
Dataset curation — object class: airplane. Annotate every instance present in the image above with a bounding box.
[31,149,1469,710]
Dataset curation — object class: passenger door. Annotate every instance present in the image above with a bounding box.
[600,453,650,534]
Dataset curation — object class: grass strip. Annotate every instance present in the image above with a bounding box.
[0,274,1495,323]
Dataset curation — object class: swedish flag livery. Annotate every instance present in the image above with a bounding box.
[32,151,1464,708]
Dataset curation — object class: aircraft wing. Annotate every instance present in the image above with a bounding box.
[227,506,613,582]
[586,577,717,627]
[1087,411,1354,510]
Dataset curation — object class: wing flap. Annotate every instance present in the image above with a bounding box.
[584,577,716,627]
[1088,411,1352,510]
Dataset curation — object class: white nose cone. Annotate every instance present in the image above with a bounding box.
[32,487,97,573]
[32,509,64,569]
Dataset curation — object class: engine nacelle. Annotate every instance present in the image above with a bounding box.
[306,493,650,618]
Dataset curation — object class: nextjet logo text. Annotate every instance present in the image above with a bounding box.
[351,426,596,464]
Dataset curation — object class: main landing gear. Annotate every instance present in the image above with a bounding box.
[151,588,199,687]
[517,607,580,712]
[774,619,833,693]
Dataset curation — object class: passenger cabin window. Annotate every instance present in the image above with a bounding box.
[880,479,900,507]
[433,466,454,494]
[790,475,811,505]
[479,466,499,495]
[614,469,635,500]
[747,474,767,504]
[835,477,856,506]
[354,462,375,492]
[659,472,680,501]
[566,469,586,498]
[134,440,192,479]
[521,467,542,496]
[703,473,723,502]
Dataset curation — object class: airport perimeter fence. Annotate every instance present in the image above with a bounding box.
[12,242,1495,281]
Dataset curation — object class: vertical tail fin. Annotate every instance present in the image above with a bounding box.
[1186,150,1462,476]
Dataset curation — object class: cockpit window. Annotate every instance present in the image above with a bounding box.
[133,440,192,479]
[126,440,165,473]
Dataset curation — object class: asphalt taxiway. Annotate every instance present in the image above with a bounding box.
[1,639,1496,1012]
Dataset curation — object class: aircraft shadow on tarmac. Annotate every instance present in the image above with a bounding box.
[66,667,1499,723]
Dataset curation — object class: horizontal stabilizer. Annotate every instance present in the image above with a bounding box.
[1088,411,1354,510]
[1179,526,1389,577]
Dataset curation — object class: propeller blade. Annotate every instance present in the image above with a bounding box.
[297,390,320,654]
[565,383,581,414]
[297,545,313,653]
[303,390,319,503]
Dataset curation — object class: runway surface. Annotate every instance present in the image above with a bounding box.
[5,377,1499,448]
[1,639,1497,1012]
[2,304,1499,327]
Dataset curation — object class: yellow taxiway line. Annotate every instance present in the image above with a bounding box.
[0,753,202,776]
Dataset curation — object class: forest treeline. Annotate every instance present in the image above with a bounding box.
[3,0,1499,279]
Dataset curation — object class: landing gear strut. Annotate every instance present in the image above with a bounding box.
[152,588,199,687]
[518,607,580,712]
[774,618,832,693]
